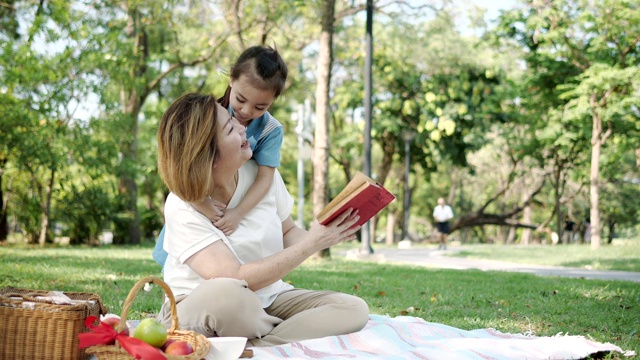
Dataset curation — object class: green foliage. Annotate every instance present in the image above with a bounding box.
[490,0,640,239]
[0,0,20,40]
[599,146,640,230]
[0,2,99,242]
[561,64,640,125]
[325,8,510,238]
[1,0,638,245]
[53,183,114,244]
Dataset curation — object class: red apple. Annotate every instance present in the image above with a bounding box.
[164,340,193,355]
[161,338,177,351]
[102,316,130,336]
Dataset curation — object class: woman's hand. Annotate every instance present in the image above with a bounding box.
[306,208,361,250]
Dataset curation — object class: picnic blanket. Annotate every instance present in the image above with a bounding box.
[248,314,632,360]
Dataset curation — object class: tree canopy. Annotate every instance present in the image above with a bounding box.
[1,0,638,247]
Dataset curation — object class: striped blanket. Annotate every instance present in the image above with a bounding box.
[249,314,630,360]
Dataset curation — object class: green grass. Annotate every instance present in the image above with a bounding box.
[444,239,640,272]
[0,245,164,319]
[1,243,638,358]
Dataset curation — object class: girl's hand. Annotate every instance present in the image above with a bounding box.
[205,198,227,222]
[213,207,242,235]
[192,197,226,222]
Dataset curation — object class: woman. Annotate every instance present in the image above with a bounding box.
[156,92,369,346]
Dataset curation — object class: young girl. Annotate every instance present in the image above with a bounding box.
[153,45,288,266]
[197,45,288,235]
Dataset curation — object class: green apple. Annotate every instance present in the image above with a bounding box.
[133,318,168,348]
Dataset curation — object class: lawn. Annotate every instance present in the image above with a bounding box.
[1,243,638,358]
[445,239,640,272]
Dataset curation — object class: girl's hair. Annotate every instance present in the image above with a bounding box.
[158,93,220,202]
[219,45,288,108]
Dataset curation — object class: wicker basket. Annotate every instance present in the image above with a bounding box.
[0,286,107,360]
[85,276,210,360]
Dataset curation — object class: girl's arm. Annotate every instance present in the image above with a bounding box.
[214,165,275,235]
[191,197,226,223]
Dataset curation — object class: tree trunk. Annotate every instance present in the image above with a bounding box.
[589,106,603,249]
[553,166,563,244]
[521,200,532,245]
[114,6,146,245]
[0,157,7,241]
[385,211,396,245]
[506,226,516,244]
[311,0,335,259]
[118,91,142,245]
[38,167,55,246]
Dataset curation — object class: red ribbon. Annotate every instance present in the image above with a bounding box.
[79,316,166,360]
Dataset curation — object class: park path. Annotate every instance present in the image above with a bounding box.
[337,246,640,283]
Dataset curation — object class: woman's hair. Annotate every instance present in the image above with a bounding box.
[158,93,220,202]
[219,45,288,108]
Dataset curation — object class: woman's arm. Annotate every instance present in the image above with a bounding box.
[185,210,359,292]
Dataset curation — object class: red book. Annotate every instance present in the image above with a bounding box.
[317,171,396,227]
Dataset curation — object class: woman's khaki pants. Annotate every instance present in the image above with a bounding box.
[158,278,369,346]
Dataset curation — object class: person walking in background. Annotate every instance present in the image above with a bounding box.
[433,197,454,250]
[563,215,576,244]
[583,216,592,243]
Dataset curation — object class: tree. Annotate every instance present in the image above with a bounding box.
[0,0,100,245]
[0,2,20,243]
[310,0,336,258]
[564,64,640,248]
[498,0,640,248]
[599,144,640,243]
[81,0,232,243]
[329,7,510,241]
[450,141,548,234]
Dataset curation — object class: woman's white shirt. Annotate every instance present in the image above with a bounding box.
[163,160,294,308]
